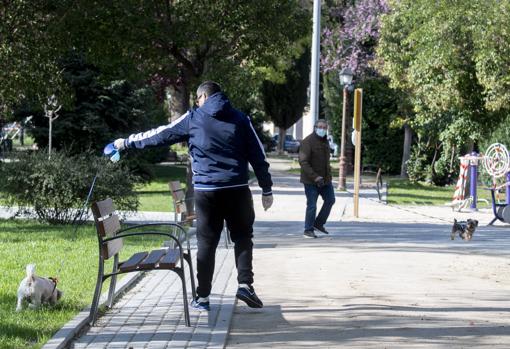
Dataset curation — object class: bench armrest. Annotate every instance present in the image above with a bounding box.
[118,222,194,249]
[103,231,185,256]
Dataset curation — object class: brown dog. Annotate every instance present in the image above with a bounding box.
[451,219,478,241]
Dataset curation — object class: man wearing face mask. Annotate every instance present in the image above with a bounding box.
[298,119,336,238]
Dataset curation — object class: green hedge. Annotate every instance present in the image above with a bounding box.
[0,149,139,224]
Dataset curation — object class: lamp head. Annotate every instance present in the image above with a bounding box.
[339,67,354,86]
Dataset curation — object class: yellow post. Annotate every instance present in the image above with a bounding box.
[353,88,363,218]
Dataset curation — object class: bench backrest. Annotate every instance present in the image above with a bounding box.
[91,198,123,260]
[169,181,187,215]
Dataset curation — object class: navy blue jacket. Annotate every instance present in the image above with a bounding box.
[124,92,272,194]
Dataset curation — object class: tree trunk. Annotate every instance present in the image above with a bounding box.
[345,110,354,174]
[465,140,474,154]
[278,126,286,155]
[48,117,52,159]
[168,82,191,121]
[400,123,413,178]
[168,76,194,215]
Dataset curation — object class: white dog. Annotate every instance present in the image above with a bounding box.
[16,264,63,311]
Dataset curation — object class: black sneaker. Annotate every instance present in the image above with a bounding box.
[236,285,263,308]
[303,230,317,238]
[190,297,210,311]
[313,224,329,234]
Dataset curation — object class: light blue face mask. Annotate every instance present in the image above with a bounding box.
[315,128,327,138]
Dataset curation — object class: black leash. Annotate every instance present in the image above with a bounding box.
[51,172,99,296]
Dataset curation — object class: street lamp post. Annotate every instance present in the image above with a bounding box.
[338,67,354,190]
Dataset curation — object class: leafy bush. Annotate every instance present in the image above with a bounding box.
[406,146,431,182]
[431,156,452,186]
[0,149,139,224]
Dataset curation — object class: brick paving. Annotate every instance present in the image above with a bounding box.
[69,247,236,349]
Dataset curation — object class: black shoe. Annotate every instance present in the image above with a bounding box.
[236,285,263,308]
[313,224,329,234]
[190,297,210,311]
[303,230,317,238]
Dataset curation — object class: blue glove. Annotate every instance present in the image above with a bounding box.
[103,142,120,162]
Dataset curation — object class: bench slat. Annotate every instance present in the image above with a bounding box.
[159,249,180,269]
[119,251,148,272]
[139,249,167,270]
[169,181,187,214]
[97,214,121,237]
[91,198,115,219]
[102,239,123,259]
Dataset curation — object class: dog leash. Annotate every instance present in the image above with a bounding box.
[50,173,99,296]
[48,277,59,297]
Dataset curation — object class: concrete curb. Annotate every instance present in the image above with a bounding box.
[68,247,236,348]
[42,271,144,349]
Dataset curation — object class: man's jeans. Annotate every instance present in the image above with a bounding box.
[304,182,335,231]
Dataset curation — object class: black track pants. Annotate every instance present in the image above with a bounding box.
[194,186,255,298]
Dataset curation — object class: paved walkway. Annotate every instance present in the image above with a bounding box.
[42,157,510,348]
[72,248,236,349]
[227,161,510,348]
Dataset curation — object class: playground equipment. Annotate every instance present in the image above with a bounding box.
[451,143,510,224]
[450,157,471,211]
[481,143,510,224]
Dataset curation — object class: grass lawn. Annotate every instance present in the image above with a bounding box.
[0,219,166,349]
[287,160,494,208]
[136,164,187,212]
[387,177,493,207]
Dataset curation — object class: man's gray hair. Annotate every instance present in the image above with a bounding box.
[197,81,222,97]
[314,119,328,127]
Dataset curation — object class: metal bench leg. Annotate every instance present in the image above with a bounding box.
[107,254,119,308]
[173,267,191,327]
[183,252,196,300]
[89,257,105,326]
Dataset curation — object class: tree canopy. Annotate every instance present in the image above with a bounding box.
[322,0,389,78]
[55,0,310,117]
[1,1,309,121]
[377,0,510,182]
[0,1,62,112]
[262,47,311,130]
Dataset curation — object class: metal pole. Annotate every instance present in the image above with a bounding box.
[48,115,52,159]
[353,89,363,218]
[469,151,478,211]
[309,0,321,129]
[338,86,348,190]
[506,172,510,205]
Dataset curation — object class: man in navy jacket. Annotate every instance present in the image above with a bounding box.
[112,81,273,311]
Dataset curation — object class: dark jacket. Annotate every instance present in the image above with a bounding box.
[298,132,332,184]
[124,92,272,194]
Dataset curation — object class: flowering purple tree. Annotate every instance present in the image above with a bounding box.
[321,0,407,176]
[321,0,389,77]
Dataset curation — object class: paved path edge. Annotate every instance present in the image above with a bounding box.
[42,271,143,349]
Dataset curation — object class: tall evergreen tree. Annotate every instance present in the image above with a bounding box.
[262,48,310,153]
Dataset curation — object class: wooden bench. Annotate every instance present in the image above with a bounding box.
[486,187,510,225]
[169,180,232,247]
[360,165,384,201]
[169,180,196,225]
[89,198,196,327]
[167,151,188,164]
